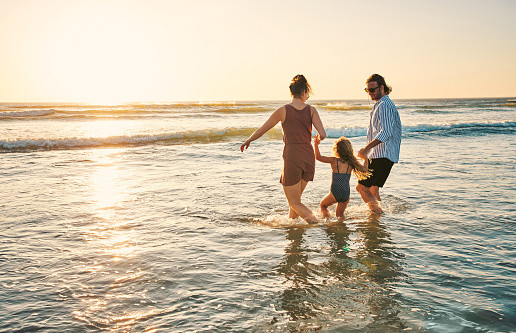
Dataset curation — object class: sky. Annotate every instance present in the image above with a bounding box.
[0,0,515,103]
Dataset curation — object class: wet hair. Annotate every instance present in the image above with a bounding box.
[333,137,371,180]
[289,74,313,98]
[366,74,392,95]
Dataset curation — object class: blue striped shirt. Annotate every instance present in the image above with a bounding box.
[367,95,402,163]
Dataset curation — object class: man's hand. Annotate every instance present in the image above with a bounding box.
[358,148,368,160]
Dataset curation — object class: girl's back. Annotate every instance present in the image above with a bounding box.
[330,158,352,175]
[331,159,352,204]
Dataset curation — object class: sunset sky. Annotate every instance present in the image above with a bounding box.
[0,0,515,103]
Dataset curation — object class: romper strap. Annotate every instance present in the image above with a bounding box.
[336,159,340,173]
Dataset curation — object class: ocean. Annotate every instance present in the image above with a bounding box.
[1,98,515,332]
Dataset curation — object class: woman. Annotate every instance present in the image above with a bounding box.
[240,75,326,223]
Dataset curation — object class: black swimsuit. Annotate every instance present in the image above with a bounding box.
[331,160,351,203]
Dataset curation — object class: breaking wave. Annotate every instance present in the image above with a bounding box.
[324,121,516,138]
[2,121,515,152]
[0,128,283,151]
[0,104,272,119]
[0,109,55,117]
[316,103,371,111]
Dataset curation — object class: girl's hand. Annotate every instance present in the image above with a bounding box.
[313,134,321,145]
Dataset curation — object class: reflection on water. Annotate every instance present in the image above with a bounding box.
[79,120,136,139]
[275,214,408,331]
[70,150,156,331]
[88,152,135,261]
[277,227,319,321]
[92,163,124,210]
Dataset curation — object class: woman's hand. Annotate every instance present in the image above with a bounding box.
[240,140,250,152]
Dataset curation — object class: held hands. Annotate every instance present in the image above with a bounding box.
[313,134,321,145]
[357,148,368,160]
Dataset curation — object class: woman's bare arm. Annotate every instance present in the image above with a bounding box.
[311,107,326,140]
[240,107,285,152]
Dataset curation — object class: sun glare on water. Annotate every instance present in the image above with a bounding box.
[87,151,138,261]
[80,120,135,139]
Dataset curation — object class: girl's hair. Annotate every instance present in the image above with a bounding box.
[333,137,371,180]
[366,73,392,95]
[289,74,313,98]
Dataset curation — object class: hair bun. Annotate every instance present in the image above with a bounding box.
[289,74,312,98]
[292,74,307,84]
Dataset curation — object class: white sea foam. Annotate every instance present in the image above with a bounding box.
[0,133,188,150]
[403,121,516,133]
[324,121,516,138]
[325,126,368,138]
[1,120,514,150]
[0,127,260,150]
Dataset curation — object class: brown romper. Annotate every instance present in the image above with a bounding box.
[279,104,315,186]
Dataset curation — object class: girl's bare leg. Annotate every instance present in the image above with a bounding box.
[319,192,337,218]
[283,180,317,223]
[335,199,349,217]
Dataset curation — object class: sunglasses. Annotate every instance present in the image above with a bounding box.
[364,86,380,93]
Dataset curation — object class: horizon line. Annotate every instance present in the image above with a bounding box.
[1,96,515,105]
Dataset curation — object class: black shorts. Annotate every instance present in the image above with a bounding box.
[358,158,394,188]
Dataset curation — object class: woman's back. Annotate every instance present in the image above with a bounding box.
[281,104,312,145]
[280,103,315,186]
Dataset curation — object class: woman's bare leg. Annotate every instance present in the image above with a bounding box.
[283,180,317,223]
[288,180,308,219]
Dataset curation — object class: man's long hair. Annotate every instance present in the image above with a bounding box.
[366,74,392,95]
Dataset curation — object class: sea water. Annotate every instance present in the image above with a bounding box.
[1,98,515,332]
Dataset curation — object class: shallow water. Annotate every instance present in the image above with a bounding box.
[1,99,515,332]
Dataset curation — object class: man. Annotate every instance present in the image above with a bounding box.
[356,74,402,213]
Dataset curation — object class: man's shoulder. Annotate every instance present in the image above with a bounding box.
[378,95,394,104]
[377,95,398,111]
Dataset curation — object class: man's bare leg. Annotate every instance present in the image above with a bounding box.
[356,184,383,214]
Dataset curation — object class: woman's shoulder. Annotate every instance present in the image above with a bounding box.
[275,105,287,113]
[272,105,287,121]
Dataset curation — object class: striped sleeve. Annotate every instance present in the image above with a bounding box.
[368,95,402,162]
[374,101,396,143]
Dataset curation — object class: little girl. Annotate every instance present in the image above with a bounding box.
[313,134,371,217]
